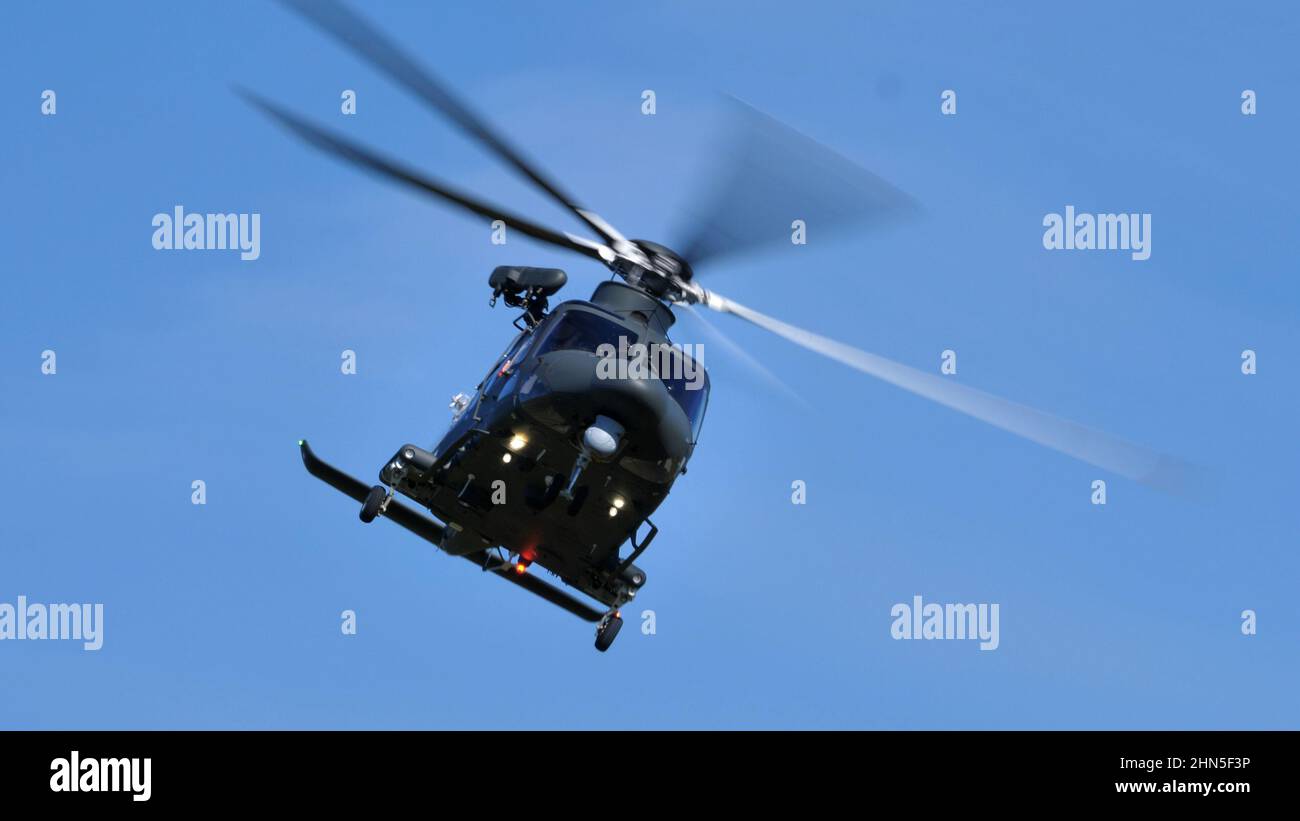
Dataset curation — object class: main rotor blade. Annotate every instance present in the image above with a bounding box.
[238,89,609,263]
[679,305,811,410]
[702,291,1197,494]
[278,0,626,248]
[675,97,918,271]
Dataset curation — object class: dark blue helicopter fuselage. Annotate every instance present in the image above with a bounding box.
[380,282,709,608]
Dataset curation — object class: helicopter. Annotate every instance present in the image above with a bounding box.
[249,0,1192,651]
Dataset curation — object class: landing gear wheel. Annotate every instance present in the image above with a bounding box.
[359,485,387,523]
[594,614,623,652]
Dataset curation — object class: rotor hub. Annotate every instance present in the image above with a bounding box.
[632,239,694,282]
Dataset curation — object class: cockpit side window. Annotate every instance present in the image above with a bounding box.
[481,329,534,396]
[655,349,710,441]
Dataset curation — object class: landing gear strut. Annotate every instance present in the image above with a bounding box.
[594,610,623,652]
[359,485,389,523]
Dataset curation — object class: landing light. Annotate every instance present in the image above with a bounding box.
[611,496,626,510]
[501,453,512,464]
[608,506,618,517]
[508,434,528,451]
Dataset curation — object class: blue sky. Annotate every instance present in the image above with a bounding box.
[2,1,1296,728]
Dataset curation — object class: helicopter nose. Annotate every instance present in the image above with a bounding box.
[525,349,693,462]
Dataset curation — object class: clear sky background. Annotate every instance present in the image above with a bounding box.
[2,1,1296,728]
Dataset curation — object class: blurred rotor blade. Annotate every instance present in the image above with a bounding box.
[674,97,918,271]
[279,0,626,248]
[702,291,1197,494]
[238,89,609,263]
[680,305,811,410]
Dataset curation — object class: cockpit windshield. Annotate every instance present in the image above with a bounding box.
[535,309,627,356]
[536,308,710,441]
